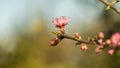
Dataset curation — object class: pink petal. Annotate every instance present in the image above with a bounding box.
[52,19,57,25]
[65,17,70,23]
[117,42,120,48]
[52,16,70,28]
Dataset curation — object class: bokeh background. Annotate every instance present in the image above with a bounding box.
[0,0,120,68]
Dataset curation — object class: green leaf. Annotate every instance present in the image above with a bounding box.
[52,31,59,35]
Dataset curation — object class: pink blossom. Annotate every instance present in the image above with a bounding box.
[52,16,70,28]
[110,32,120,47]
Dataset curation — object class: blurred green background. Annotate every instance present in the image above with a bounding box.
[0,0,120,68]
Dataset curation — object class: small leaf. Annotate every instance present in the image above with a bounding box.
[52,31,59,35]
[88,37,94,42]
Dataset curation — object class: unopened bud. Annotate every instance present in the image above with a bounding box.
[95,47,102,54]
[98,32,104,39]
[50,40,55,46]
[50,37,59,46]
[105,39,111,45]
[108,49,115,56]
[81,44,88,51]
[75,33,81,39]
[97,39,103,45]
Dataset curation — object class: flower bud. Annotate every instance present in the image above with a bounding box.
[108,49,115,56]
[105,39,111,45]
[75,33,81,40]
[81,44,88,51]
[50,40,55,46]
[97,39,103,45]
[95,47,102,54]
[98,32,104,39]
[50,37,59,46]
[110,32,120,46]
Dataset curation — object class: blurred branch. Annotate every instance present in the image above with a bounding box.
[50,16,120,55]
[100,0,120,15]
[57,33,96,45]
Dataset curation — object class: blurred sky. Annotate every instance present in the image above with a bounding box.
[0,0,104,51]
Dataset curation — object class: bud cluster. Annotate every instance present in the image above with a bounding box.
[88,32,105,54]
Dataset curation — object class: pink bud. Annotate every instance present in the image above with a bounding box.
[110,32,120,46]
[98,32,104,39]
[108,49,115,56]
[50,37,59,46]
[95,47,102,54]
[81,44,88,51]
[50,40,55,46]
[97,39,103,45]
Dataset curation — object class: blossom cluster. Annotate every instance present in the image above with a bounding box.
[50,16,120,56]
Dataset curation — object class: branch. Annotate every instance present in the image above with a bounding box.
[100,0,120,15]
[57,33,96,45]
[50,16,120,56]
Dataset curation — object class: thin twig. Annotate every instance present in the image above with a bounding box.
[100,0,120,15]
[57,34,96,45]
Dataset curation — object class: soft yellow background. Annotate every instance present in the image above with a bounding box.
[0,0,120,68]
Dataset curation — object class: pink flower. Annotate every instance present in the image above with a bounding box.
[110,32,120,47]
[52,16,70,28]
